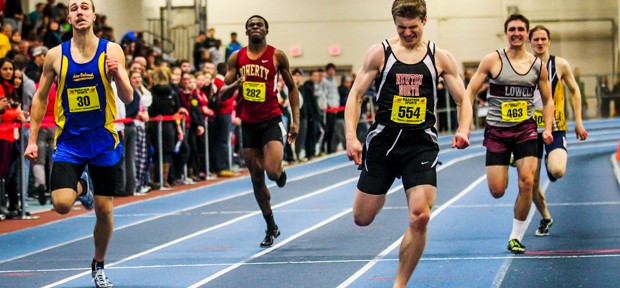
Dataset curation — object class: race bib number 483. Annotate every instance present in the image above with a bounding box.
[67,86,100,112]
[501,101,528,122]
[242,81,266,102]
[390,95,426,124]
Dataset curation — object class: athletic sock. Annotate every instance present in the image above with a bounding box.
[509,218,527,242]
[263,213,277,231]
[91,259,104,271]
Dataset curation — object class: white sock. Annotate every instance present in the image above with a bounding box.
[509,218,527,242]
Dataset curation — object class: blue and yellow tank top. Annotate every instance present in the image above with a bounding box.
[54,38,120,161]
[533,55,567,132]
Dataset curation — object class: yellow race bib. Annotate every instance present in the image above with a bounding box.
[67,86,101,113]
[391,96,426,124]
[501,101,527,122]
[242,81,266,102]
[533,109,544,128]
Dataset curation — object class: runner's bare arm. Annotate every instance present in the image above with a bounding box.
[345,43,383,164]
[24,46,61,160]
[219,51,243,101]
[557,57,587,140]
[436,48,471,148]
[107,42,133,104]
[538,64,555,144]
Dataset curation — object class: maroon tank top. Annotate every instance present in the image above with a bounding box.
[235,45,281,123]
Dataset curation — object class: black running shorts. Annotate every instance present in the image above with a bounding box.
[51,161,118,197]
[357,123,439,195]
[241,117,285,148]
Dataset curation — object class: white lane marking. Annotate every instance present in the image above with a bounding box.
[187,209,352,288]
[41,177,358,288]
[0,162,352,265]
[4,252,620,274]
[186,181,407,288]
[337,174,488,288]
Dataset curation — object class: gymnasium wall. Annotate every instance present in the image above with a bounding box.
[27,0,617,78]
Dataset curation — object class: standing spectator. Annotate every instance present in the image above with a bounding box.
[205,27,218,49]
[42,17,61,49]
[211,62,234,177]
[335,75,351,151]
[26,3,46,38]
[322,63,340,153]
[148,68,182,188]
[25,45,47,81]
[4,0,23,33]
[192,31,207,72]
[42,0,59,26]
[193,71,214,179]
[225,32,241,63]
[292,68,306,161]
[130,70,151,193]
[301,69,322,160]
[598,75,611,118]
[31,81,57,205]
[209,39,223,66]
[0,58,26,218]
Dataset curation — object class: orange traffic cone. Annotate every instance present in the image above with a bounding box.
[616,140,620,160]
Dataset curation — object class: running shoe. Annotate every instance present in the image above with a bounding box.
[276,170,287,188]
[535,218,554,236]
[77,172,94,210]
[92,268,114,288]
[260,228,281,247]
[507,239,525,254]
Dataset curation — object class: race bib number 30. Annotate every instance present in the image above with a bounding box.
[391,95,426,124]
[533,109,544,128]
[242,81,266,102]
[67,86,100,112]
[501,101,528,122]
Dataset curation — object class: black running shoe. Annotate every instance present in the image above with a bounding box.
[260,228,281,247]
[276,170,287,188]
[535,218,554,236]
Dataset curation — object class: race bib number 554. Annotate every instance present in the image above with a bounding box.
[391,96,426,124]
[67,86,100,112]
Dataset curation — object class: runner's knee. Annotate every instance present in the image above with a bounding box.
[409,209,430,231]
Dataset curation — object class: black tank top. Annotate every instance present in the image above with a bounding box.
[374,40,438,130]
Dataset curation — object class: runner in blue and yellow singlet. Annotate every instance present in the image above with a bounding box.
[529,25,588,237]
[24,1,133,287]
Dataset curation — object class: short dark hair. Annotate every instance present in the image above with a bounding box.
[529,25,550,41]
[325,63,336,71]
[245,15,269,31]
[231,32,237,37]
[504,14,529,33]
[391,0,426,21]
